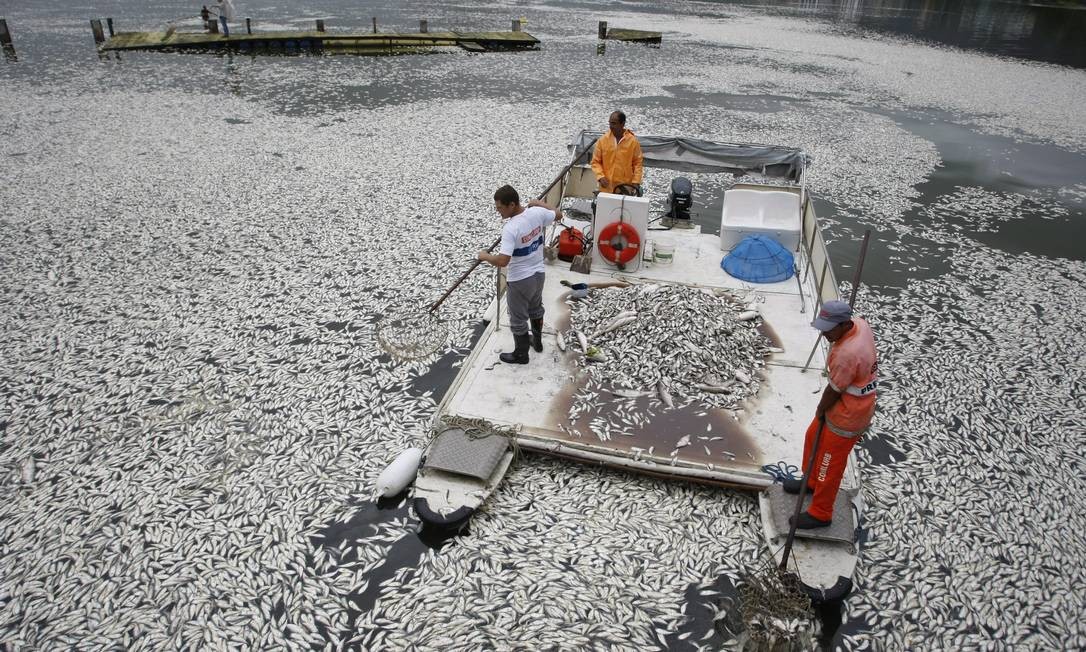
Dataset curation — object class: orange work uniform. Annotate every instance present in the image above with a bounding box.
[591,129,644,194]
[802,317,878,521]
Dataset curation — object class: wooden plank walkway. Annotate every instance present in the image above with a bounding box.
[101,30,539,54]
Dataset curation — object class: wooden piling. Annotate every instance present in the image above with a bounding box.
[208,18,218,34]
[0,19,12,47]
[91,19,105,44]
[106,18,115,37]
[419,19,428,33]
[372,17,377,33]
[511,19,520,32]
[315,19,325,32]
[598,21,608,40]
[245,18,251,34]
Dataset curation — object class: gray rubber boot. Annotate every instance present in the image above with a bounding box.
[499,333,530,364]
[530,318,544,353]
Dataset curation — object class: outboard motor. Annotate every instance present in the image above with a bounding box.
[665,177,693,220]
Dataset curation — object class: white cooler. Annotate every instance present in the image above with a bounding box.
[719,188,802,251]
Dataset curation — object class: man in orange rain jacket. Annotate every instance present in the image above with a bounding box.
[591,110,644,196]
[785,299,878,529]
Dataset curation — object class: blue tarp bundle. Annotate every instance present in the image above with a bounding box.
[721,235,795,283]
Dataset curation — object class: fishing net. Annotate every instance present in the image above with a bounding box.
[374,311,449,361]
[734,558,817,651]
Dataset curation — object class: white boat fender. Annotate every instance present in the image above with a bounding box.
[374,447,423,498]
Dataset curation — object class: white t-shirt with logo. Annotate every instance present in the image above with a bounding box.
[499,206,556,282]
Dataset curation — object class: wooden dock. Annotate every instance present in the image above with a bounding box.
[604,28,661,45]
[101,30,539,55]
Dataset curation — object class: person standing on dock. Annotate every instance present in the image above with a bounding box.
[786,300,878,529]
[591,110,644,196]
[213,0,236,24]
[478,186,562,365]
[200,5,211,32]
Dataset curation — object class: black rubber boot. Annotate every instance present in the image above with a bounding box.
[782,476,809,494]
[530,318,544,353]
[790,511,832,529]
[499,333,530,364]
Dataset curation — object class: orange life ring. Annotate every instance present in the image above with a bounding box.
[597,221,641,265]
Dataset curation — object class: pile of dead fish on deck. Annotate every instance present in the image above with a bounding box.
[559,283,776,441]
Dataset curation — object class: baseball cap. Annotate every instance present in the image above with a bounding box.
[811,300,852,332]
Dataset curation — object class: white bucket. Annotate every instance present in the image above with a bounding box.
[654,243,675,265]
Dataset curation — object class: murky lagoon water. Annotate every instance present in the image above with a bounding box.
[1,0,1084,649]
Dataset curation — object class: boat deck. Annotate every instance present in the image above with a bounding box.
[439,225,857,490]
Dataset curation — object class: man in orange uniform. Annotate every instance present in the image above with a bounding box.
[591,110,644,195]
[785,300,878,529]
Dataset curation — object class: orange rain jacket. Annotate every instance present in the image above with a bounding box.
[591,129,644,194]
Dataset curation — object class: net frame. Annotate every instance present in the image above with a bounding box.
[374,311,450,361]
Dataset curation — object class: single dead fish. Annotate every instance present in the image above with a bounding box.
[595,315,637,337]
[695,383,733,394]
[556,332,567,352]
[611,388,652,399]
[675,434,691,448]
[20,457,36,484]
[657,378,674,409]
[575,330,589,353]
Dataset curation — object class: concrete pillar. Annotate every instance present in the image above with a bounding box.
[511,19,520,32]
[420,19,428,33]
[315,19,325,32]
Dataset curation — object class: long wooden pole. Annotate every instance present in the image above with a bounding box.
[427,135,599,313]
[848,230,871,308]
[779,417,825,572]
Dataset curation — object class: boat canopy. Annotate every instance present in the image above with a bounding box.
[569,130,809,182]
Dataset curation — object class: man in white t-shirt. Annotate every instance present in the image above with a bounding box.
[477,185,561,364]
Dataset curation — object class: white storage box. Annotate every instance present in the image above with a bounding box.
[719,188,802,251]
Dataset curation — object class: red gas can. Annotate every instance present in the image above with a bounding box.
[557,226,585,262]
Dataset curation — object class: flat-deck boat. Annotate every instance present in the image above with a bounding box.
[416,130,863,602]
